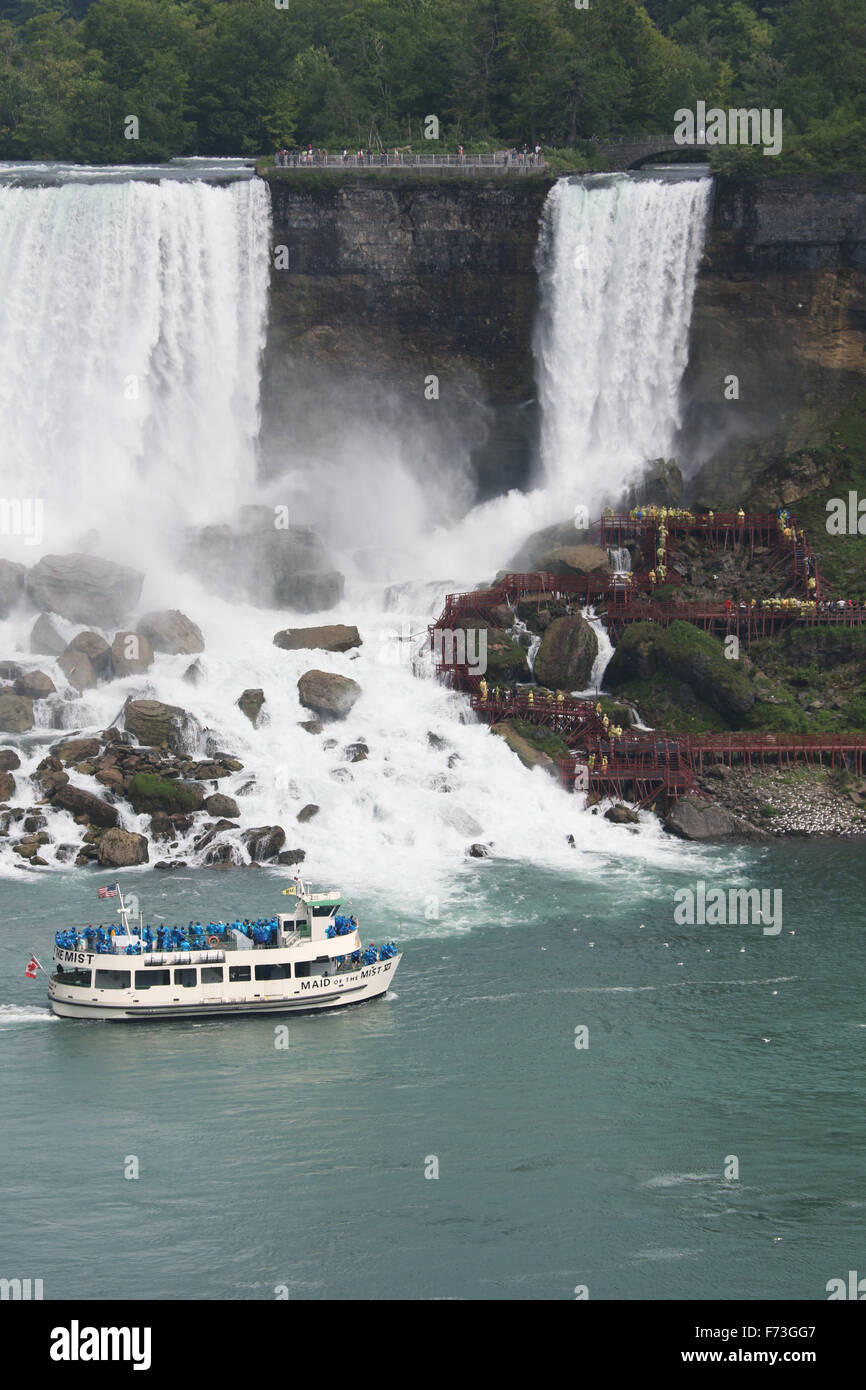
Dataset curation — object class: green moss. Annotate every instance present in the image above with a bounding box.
[614,675,730,734]
[508,718,570,761]
[127,773,199,811]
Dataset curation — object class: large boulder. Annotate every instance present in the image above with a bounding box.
[205,792,240,819]
[124,699,196,752]
[280,571,345,613]
[483,629,531,682]
[0,691,34,732]
[14,669,56,700]
[51,737,101,764]
[30,612,67,656]
[604,621,755,718]
[242,825,286,862]
[67,630,111,675]
[189,515,334,609]
[57,647,97,692]
[0,768,14,801]
[490,721,557,774]
[297,670,361,721]
[25,554,143,626]
[533,615,598,691]
[0,559,24,618]
[237,689,265,726]
[97,828,149,867]
[274,624,362,653]
[664,796,746,841]
[127,774,204,814]
[52,784,119,828]
[296,803,319,823]
[0,749,21,772]
[138,610,204,655]
[535,545,611,576]
[110,631,154,677]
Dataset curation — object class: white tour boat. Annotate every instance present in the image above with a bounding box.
[46,880,401,1021]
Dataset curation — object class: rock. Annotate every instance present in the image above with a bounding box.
[237,689,265,725]
[67,630,111,674]
[14,669,56,700]
[535,544,611,576]
[273,624,362,653]
[468,843,492,857]
[490,721,556,774]
[533,615,598,691]
[25,554,143,625]
[242,825,286,862]
[51,737,101,764]
[299,719,323,735]
[664,796,745,841]
[604,804,640,824]
[97,828,149,867]
[427,732,448,750]
[296,804,319,823]
[124,698,196,752]
[138,610,204,655]
[605,623,755,718]
[632,457,683,508]
[33,755,68,795]
[297,670,361,721]
[183,659,203,686]
[0,769,14,800]
[127,774,204,815]
[0,749,21,772]
[205,793,240,819]
[0,559,25,618]
[29,613,67,656]
[58,647,97,692]
[0,661,22,680]
[0,691,34,732]
[277,849,306,865]
[51,784,119,828]
[110,631,154,677]
[484,629,531,682]
[345,742,368,762]
[149,811,174,839]
[279,570,345,612]
[189,516,334,609]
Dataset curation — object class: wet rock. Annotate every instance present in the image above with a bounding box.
[345,742,369,762]
[149,811,174,839]
[0,661,22,680]
[274,624,361,653]
[139,609,204,655]
[183,659,204,686]
[124,698,196,752]
[664,796,746,841]
[205,793,240,819]
[468,843,492,857]
[490,720,556,774]
[330,768,353,783]
[242,825,286,862]
[237,689,265,726]
[34,755,68,795]
[604,804,640,825]
[296,804,319,823]
[97,828,149,867]
[0,691,34,732]
[127,775,204,815]
[297,669,361,721]
[277,848,306,865]
[29,612,67,656]
[189,760,230,781]
[427,732,448,750]
[58,646,97,692]
[0,749,21,772]
[25,553,143,626]
[23,813,47,832]
[0,559,25,618]
[0,769,15,801]
[535,544,611,576]
[67,630,112,675]
[533,615,598,691]
[51,737,101,764]
[299,719,323,735]
[52,783,119,828]
[14,669,56,700]
[278,570,345,613]
[111,630,154,677]
[155,860,186,870]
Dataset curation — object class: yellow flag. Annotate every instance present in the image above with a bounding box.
[282,886,296,895]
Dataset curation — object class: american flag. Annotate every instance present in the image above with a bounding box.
[97,885,118,900]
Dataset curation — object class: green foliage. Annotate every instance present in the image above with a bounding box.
[0,0,862,166]
[127,772,198,810]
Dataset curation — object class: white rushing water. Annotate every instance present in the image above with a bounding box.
[534,174,711,512]
[0,173,728,894]
[0,177,270,547]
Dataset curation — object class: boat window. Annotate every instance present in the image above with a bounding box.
[135,970,170,989]
[255,963,292,980]
[95,969,131,990]
[229,965,251,982]
[311,905,336,916]
[201,966,224,984]
[174,968,197,987]
[57,968,91,988]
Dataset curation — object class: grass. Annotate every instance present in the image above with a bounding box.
[127,774,199,811]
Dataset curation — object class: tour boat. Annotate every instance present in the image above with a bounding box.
[46,880,400,1021]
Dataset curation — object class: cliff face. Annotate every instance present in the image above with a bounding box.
[681,176,866,504]
[259,172,866,509]
[260,175,551,500]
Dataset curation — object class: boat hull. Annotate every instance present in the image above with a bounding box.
[49,955,400,1021]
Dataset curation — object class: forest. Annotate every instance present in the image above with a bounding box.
[0,0,863,171]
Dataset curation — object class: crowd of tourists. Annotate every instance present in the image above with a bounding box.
[273,142,544,168]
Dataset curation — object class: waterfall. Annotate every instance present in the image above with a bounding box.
[608,546,631,574]
[0,177,271,550]
[534,174,711,511]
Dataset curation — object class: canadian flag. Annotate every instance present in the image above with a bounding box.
[25,956,40,979]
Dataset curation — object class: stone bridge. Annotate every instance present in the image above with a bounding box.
[596,136,688,171]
